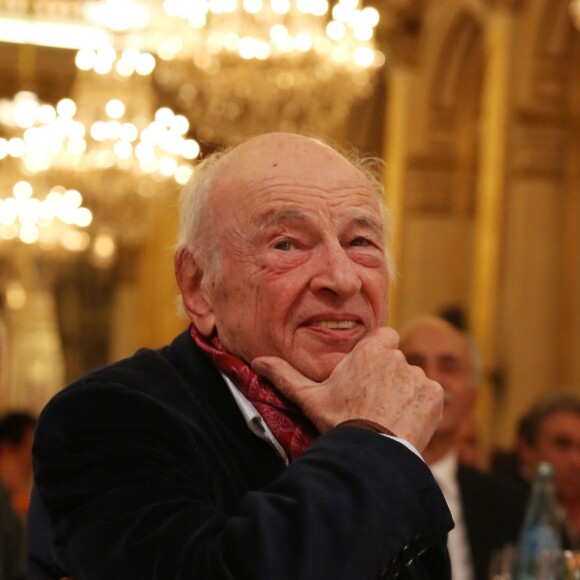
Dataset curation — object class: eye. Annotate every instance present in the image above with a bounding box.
[553,436,572,451]
[440,359,462,375]
[350,237,372,247]
[273,239,296,251]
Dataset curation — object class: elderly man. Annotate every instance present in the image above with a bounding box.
[400,317,527,580]
[29,133,452,579]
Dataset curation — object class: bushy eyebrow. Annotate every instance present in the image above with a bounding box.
[352,215,385,238]
[257,209,306,229]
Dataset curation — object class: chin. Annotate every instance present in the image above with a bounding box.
[295,352,346,383]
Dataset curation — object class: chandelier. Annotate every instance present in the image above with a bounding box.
[151,0,384,143]
[0,179,93,252]
[0,52,200,257]
[0,0,384,144]
[0,93,94,254]
[76,0,384,145]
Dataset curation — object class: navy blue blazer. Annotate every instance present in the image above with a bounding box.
[29,330,453,579]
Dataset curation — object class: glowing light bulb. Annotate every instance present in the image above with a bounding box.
[13,181,33,199]
[106,99,126,119]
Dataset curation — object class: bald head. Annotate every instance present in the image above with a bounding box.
[210,134,357,196]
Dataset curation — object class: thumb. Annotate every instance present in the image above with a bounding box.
[251,356,313,406]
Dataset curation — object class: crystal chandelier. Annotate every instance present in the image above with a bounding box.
[0,93,95,253]
[0,51,200,256]
[0,0,384,145]
[0,179,93,252]
[150,0,384,143]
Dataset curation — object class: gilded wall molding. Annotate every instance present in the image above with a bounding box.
[375,0,428,66]
[523,0,577,113]
[405,157,477,215]
[511,114,568,177]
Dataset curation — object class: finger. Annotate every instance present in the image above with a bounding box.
[354,326,400,352]
[251,356,313,405]
[378,326,401,349]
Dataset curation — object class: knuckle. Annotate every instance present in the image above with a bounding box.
[430,378,444,395]
[429,381,445,407]
[380,326,400,347]
[387,349,407,366]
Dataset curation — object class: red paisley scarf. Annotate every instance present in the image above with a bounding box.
[190,327,318,461]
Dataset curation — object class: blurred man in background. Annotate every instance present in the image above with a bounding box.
[0,412,36,518]
[516,393,580,549]
[0,411,35,580]
[400,316,527,580]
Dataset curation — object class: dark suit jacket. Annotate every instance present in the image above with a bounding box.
[29,330,453,579]
[458,464,527,580]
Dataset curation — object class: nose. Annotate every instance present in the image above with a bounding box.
[309,242,362,298]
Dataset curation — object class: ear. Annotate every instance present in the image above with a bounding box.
[175,245,216,336]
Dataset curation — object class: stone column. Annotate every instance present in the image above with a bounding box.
[379,1,425,326]
[384,65,413,324]
[470,0,520,456]
[559,55,580,387]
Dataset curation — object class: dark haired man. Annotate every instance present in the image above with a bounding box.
[517,393,580,548]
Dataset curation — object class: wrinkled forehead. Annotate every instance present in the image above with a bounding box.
[208,134,380,217]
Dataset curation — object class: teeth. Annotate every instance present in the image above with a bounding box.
[312,321,356,329]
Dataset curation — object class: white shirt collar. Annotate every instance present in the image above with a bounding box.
[220,372,289,465]
[430,451,459,497]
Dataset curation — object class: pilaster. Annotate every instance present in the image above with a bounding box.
[378,0,426,324]
[470,0,518,455]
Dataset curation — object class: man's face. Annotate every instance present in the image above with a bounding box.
[196,135,389,382]
[528,411,580,502]
[400,322,475,437]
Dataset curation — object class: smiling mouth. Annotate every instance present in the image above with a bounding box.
[309,321,357,330]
